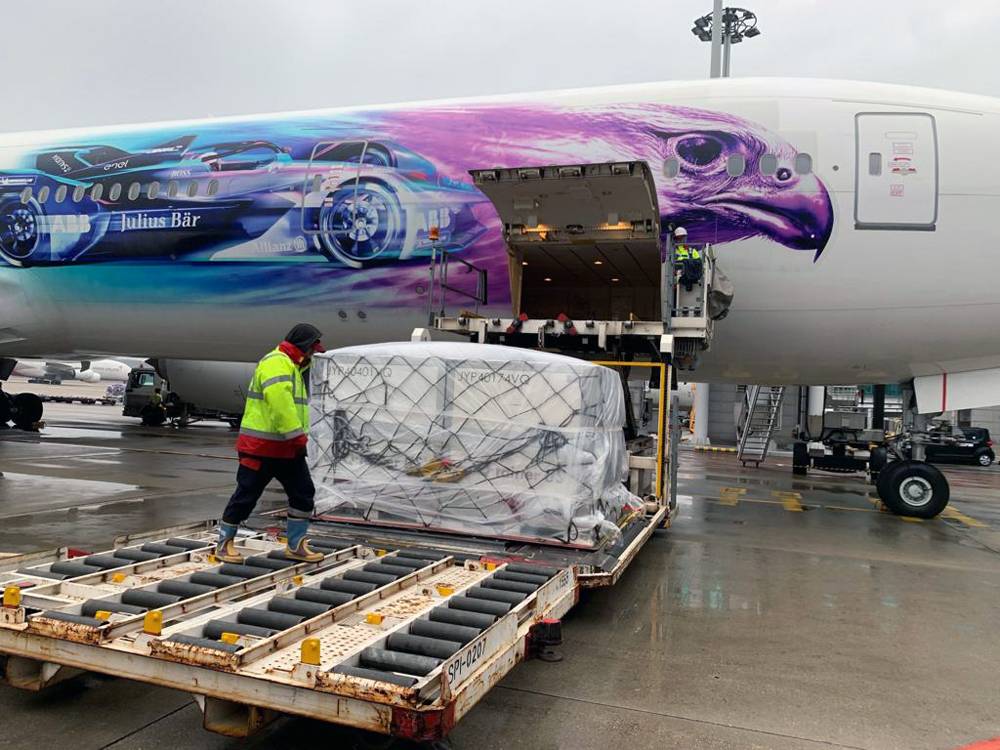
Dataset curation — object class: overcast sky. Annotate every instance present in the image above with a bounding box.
[2,0,996,133]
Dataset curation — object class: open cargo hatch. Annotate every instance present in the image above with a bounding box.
[470,161,662,320]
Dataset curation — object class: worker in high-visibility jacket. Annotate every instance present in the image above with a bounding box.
[673,227,703,292]
[216,323,326,564]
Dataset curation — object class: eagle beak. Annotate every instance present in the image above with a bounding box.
[704,173,835,260]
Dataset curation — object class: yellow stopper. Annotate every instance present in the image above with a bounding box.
[366,612,384,625]
[220,632,240,645]
[292,574,304,586]
[143,610,163,635]
[111,573,127,584]
[207,554,219,564]
[375,549,387,557]
[94,610,112,621]
[301,638,321,665]
[435,584,454,597]
[3,586,21,608]
[484,561,498,571]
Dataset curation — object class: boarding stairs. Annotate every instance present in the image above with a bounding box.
[737,385,785,467]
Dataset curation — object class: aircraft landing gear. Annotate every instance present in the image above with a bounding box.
[1,390,44,430]
[875,459,950,518]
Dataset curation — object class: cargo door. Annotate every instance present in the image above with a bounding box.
[855,113,938,230]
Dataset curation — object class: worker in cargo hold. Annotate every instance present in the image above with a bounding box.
[216,323,326,564]
[673,227,703,292]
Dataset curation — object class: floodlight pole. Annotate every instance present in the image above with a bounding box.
[722,18,732,77]
[709,0,723,78]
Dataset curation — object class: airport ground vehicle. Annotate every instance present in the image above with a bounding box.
[922,425,994,467]
[123,365,241,427]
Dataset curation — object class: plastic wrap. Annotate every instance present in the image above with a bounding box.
[309,342,637,547]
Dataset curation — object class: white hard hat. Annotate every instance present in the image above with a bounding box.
[673,227,688,238]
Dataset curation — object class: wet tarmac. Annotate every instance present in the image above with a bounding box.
[1,402,999,749]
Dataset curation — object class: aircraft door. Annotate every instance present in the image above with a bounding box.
[854,112,938,230]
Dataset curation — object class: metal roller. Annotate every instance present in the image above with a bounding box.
[236,607,303,631]
[244,555,296,570]
[429,607,496,630]
[360,647,441,676]
[167,635,241,653]
[481,578,538,595]
[295,588,354,607]
[112,548,161,562]
[394,549,449,562]
[82,555,130,570]
[376,557,425,570]
[331,665,417,687]
[37,611,105,627]
[218,563,269,579]
[448,596,510,617]
[321,578,376,595]
[504,563,560,578]
[409,619,482,644]
[203,620,277,640]
[157,580,216,598]
[493,570,550,586]
[140,543,186,556]
[307,537,348,550]
[81,599,146,617]
[466,586,526,605]
[18,568,66,580]
[165,538,211,550]
[121,590,182,609]
[361,563,407,579]
[50,561,102,577]
[189,572,245,588]
[267,596,330,619]
[387,633,462,660]
[344,570,396,586]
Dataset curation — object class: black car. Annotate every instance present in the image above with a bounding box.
[923,425,995,467]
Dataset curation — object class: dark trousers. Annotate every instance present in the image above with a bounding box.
[679,259,703,291]
[222,455,315,524]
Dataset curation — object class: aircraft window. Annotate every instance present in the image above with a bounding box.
[147,181,160,199]
[109,183,122,201]
[794,153,813,175]
[759,154,778,176]
[187,181,198,198]
[663,158,680,178]
[72,185,87,203]
[54,185,67,204]
[167,180,179,198]
[726,154,746,177]
[90,183,104,201]
[207,179,219,196]
[37,186,50,203]
[19,187,32,204]
[868,152,882,176]
[128,182,141,201]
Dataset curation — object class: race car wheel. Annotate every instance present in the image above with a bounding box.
[0,199,43,266]
[879,460,949,518]
[318,182,402,267]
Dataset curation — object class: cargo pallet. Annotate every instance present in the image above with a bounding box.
[0,513,661,741]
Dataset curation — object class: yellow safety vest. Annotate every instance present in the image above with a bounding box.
[676,244,700,261]
[239,348,309,444]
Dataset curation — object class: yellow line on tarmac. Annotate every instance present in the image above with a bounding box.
[940,506,988,528]
[771,490,803,512]
[899,516,924,523]
[719,487,747,506]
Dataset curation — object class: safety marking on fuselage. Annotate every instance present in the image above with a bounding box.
[771,490,803,512]
[719,487,746,506]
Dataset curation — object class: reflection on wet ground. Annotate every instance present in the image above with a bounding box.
[0,402,998,749]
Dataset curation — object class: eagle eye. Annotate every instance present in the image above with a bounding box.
[675,136,724,167]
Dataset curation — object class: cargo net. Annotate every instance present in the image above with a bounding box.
[309,342,638,548]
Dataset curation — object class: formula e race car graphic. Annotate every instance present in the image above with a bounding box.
[0,137,489,268]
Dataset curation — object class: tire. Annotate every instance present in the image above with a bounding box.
[875,460,906,501]
[317,182,403,267]
[973,449,994,467]
[868,446,888,484]
[792,441,809,476]
[0,198,45,266]
[0,391,12,425]
[10,392,43,430]
[880,460,950,518]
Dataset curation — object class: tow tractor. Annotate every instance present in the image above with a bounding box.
[0,160,730,742]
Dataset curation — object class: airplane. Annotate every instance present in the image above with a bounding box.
[1,77,998,516]
[12,357,140,383]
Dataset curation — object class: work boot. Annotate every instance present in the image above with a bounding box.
[285,518,324,562]
[215,521,244,563]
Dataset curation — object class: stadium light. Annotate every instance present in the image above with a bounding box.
[691,5,761,77]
